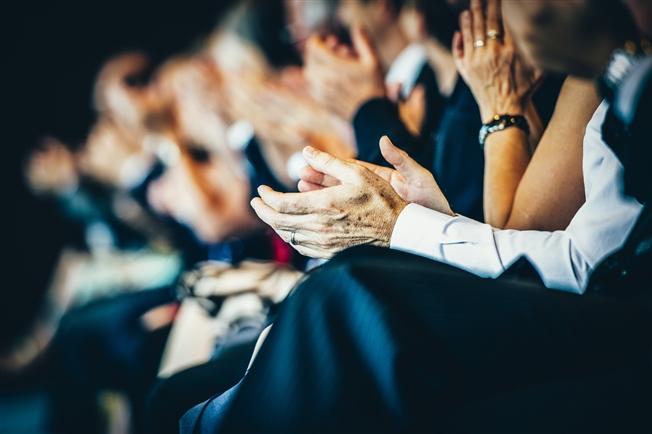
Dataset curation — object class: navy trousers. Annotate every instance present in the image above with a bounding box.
[214,247,651,433]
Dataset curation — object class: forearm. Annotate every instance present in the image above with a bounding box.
[500,77,599,231]
[482,128,531,228]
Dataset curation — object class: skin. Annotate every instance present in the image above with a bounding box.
[481,77,599,230]
[337,0,409,71]
[251,137,453,259]
[147,142,259,244]
[25,138,79,195]
[304,26,386,121]
[453,0,599,230]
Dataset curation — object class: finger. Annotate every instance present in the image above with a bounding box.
[503,17,514,47]
[299,165,340,187]
[298,180,325,193]
[354,160,395,183]
[250,197,317,231]
[350,25,379,66]
[257,185,321,215]
[486,0,501,41]
[305,35,337,65]
[292,243,333,259]
[452,31,464,60]
[459,10,474,56]
[276,229,337,258]
[470,0,486,46]
[302,146,361,184]
[379,136,422,178]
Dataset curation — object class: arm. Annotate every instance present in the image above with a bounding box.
[392,102,642,293]
[484,78,600,229]
[496,78,600,230]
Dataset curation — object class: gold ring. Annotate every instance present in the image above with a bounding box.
[487,30,501,40]
[473,39,486,48]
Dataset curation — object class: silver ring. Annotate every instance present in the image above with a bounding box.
[290,230,297,245]
[473,39,486,48]
[487,29,500,40]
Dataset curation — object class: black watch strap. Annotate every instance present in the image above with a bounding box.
[479,114,530,148]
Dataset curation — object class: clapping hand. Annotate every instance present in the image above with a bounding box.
[304,25,386,121]
[452,0,542,123]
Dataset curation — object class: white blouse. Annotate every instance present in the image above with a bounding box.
[390,102,643,293]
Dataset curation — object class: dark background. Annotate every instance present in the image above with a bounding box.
[3,0,233,349]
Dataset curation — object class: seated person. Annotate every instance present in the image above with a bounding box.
[305,0,563,221]
[196,1,652,432]
[249,0,642,294]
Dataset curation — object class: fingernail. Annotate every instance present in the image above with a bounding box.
[462,10,470,20]
[257,185,267,195]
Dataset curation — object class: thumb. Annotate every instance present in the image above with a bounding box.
[379,136,423,181]
[302,146,360,184]
[351,25,379,66]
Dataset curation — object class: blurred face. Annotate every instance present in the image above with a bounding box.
[503,0,621,77]
[146,139,255,244]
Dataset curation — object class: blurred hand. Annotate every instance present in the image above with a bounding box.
[250,146,408,259]
[25,138,78,195]
[222,69,355,187]
[304,26,386,120]
[453,0,542,123]
[299,136,453,216]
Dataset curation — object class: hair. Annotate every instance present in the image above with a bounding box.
[408,0,459,48]
[582,0,641,44]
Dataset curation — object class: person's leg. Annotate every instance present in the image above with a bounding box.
[48,288,174,434]
[218,246,651,433]
[145,336,257,434]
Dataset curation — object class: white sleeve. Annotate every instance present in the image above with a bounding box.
[390,199,641,294]
[390,204,505,279]
[390,103,643,294]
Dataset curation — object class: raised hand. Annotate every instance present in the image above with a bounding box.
[304,25,386,120]
[452,0,542,123]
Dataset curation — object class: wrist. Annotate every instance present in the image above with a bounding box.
[480,103,525,124]
[479,114,530,149]
[378,199,408,248]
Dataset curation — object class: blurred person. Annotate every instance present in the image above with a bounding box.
[206,0,356,189]
[93,52,162,142]
[305,0,562,220]
[304,1,487,218]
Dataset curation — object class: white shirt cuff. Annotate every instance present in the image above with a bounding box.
[390,203,505,279]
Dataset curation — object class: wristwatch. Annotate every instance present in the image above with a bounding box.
[479,114,530,149]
